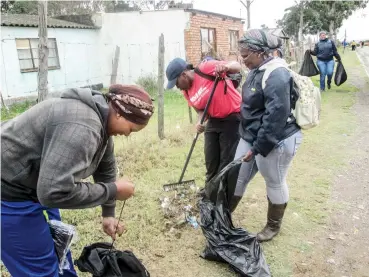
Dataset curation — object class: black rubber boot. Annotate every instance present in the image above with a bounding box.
[327,80,331,90]
[257,199,287,242]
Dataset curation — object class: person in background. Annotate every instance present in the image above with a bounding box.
[230,29,303,242]
[1,85,154,276]
[165,57,242,186]
[361,41,365,48]
[351,40,357,51]
[310,31,341,92]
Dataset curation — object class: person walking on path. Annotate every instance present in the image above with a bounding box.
[165,58,242,185]
[1,85,154,276]
[310,31,341,92]
[230,29,303,242]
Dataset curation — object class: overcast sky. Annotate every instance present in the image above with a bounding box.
[192,0,369,41]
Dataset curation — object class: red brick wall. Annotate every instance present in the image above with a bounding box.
[184,12,244,66]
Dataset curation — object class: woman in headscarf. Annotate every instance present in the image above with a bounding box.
[230,29,303,242]
[165,57,242,186]
[1,84,154,276]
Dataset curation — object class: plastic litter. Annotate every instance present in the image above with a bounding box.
[49,220,77,274]
[299,50,320,77]
[186,215,199,229]
[334,61,348,86]
[199,160,271,277]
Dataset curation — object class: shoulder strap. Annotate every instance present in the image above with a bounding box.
[194,67,216,81]
[194,66,228,94]
[261,64,288,89]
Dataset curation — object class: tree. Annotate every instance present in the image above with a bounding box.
[239,0,256,29]
[277,0,368,41]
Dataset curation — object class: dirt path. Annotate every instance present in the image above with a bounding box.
[294,48,369,277]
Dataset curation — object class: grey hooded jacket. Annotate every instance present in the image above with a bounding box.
[1,88,117,217]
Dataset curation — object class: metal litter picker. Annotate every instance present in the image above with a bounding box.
[163,77,221,192]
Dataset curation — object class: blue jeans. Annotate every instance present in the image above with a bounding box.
[1,201,78,277]
[317,59,335,90]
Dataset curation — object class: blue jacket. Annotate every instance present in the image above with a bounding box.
[311,39,341,61]
[239,58,300,157]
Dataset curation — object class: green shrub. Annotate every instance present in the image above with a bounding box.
[135,74,158,97]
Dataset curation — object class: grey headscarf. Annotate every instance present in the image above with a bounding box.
[239,29,282,57]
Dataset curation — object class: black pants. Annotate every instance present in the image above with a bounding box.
[204,113,240,183]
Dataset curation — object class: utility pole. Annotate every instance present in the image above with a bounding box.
[37,0,48,102]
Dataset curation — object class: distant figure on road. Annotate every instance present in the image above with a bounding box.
[310,31,341,92]
[351,40,357,51]
[361,41,365,48]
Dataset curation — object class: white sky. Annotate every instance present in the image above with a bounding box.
[192,0,369,41]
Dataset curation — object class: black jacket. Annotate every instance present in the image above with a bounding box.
[311,39,341,61]
[239,58,300,157]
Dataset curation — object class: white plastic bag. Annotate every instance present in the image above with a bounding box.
[49,220,77,274]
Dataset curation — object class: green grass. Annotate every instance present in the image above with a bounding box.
[1,100,34,121]
[1,50,366,277]
[66,50,362,277]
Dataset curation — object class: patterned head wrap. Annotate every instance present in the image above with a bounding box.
[239,29,282,56]
[106,84,154,125]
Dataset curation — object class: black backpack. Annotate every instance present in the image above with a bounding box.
[194,67,242,93]
[74,242,150,277]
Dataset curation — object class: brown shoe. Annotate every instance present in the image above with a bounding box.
[257,199,287,242]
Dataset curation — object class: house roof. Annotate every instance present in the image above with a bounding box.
[184,9,244,22]
[1,14,98,29]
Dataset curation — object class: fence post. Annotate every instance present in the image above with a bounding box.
[110,45,120,85]
[157,34,165,140]
[37,0,48,102]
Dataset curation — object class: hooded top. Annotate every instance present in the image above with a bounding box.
[239,58,300,157]
[1,88,117,217]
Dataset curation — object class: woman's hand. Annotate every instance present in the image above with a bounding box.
[243,150,255,162]
[115,177,135,201]
[102,217,125,240]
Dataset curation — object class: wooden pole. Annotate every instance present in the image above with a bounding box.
[110,45,120,85]
[157,33,165,140]
[37,0,48,102]
[188,106,193,124]
[0,91,9,113]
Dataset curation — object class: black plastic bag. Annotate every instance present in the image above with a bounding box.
[199,160,271,277]
[74,242,150,277]
[49,220,77,274]
[334,61,348,86]
[299,50,320,77]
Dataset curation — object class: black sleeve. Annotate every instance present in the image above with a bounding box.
[310,43,318,56]
[251,68,292,157]
[331,41,341,60]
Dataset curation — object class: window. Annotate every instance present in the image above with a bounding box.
[15,38,60,73]
[200,28,216,58]
[229,30,239,52]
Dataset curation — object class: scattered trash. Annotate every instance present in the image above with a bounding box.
[186,215,199,229]
[159,181,201,233]
[328,235,336,240]
[353,215,360,220]
[327,258,336,265]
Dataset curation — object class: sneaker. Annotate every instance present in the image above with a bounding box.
[320,89,325,93]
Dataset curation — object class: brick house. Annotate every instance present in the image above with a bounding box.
[184,9,244,65]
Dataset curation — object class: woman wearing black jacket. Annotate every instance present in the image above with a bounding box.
[230,29,303,242]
